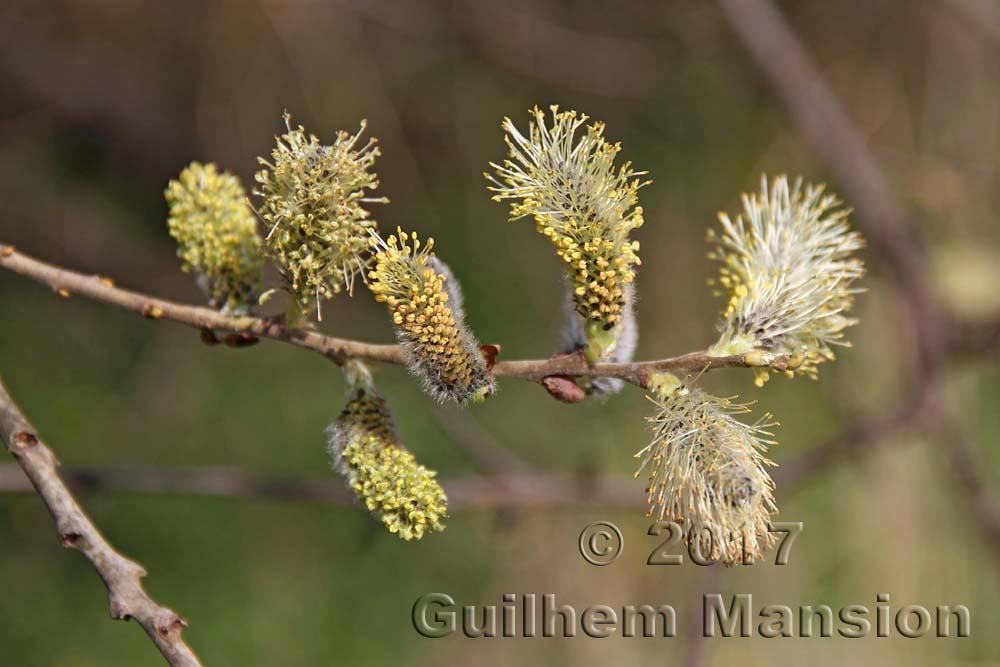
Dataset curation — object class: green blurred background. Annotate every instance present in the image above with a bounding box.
[1,0,999,664]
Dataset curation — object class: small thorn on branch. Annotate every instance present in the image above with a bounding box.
[110,599,132,620]
[0,245,14,257]
[142,304,165,319]
[157,614,188,637]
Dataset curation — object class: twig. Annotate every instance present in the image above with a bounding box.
[0,245,790,388]
[0,378,202,667]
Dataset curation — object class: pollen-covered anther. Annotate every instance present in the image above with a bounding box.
[254,112,388,321]
[165,162,263,312]
[368,229,495,404]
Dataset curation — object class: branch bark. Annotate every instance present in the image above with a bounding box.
[0,245,790,388]
[0,378,202,667]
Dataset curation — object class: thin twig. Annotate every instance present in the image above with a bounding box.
[0,378,202,667]
[0,245,790,388]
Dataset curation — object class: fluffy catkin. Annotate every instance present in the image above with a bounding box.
[487,105,648,363]
[636,380,778,565]
[708,175,865,385]
[254,112,387,320]
[367,229,495,404]
[165,162,263,312]
[327,375,447,541]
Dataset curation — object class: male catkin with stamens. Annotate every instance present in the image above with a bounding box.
[367,229,495,404]
[254,112,388,321]
[165,162,263,313]
[327,361,447,541]
[637,374,778,565]
[487,106,649,370]
[708,175,865,385]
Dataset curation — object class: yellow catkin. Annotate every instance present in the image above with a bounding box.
[165,162,262,311]
[636,382,778,565]
[254,112,388,320]
[328,384,447,541]
[487,106,648,360]
[707,175,865,384]
[368,229,494,404]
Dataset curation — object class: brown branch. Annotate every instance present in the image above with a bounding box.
[0,378,202,667]
[0,245,789,389]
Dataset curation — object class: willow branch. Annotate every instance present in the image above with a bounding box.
[0,378,202,667]
[0,245,790,388]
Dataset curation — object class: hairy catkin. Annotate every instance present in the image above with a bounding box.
[708,175,865,385]
[254,112,388,320]
[165,162,263,312]
[637,383,778,565]
[487,105,649,363]
[367,229,495,404]
[327,381,447,540]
